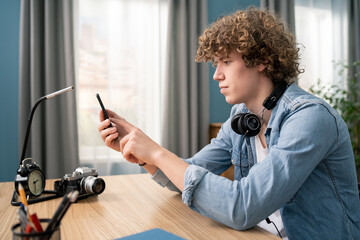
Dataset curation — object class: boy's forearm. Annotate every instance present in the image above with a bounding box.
[142,164,158,176]
[153,149,189,191]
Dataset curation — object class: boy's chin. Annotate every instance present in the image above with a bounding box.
[224,97,238,105]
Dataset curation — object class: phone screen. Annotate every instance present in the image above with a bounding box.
[96,93,113,127]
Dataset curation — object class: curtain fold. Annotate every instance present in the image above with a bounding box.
[348,0,360,82]
[260,0,295,33]
[19,0,79,179]
[162,0,209,158]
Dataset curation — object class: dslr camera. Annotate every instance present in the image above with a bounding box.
[54,167,105,198]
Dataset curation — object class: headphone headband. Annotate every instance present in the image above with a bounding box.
[262,82,288,110]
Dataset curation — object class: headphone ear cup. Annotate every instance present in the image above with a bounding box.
[231,113,261,137]
[231,113,246,135]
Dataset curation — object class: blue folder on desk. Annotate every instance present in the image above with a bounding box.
[117,228,185,240]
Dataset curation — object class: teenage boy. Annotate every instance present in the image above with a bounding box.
[98,8,360,239]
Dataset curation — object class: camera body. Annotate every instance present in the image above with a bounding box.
[54,167,105,198]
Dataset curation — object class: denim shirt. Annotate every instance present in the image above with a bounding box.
[152,84,360,239]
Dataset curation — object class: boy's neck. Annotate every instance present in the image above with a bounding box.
[245,77,274,121]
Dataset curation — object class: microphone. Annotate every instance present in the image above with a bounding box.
[19,86,75,165]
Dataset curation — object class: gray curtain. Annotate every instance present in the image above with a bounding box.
[348,0,360,80]
[260,0,295,33]
[162,0,209,158]
[18,0,79,179]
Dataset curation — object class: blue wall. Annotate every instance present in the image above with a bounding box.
[0,0,21,182]
[0,0,258,182]
[208,0,260,123]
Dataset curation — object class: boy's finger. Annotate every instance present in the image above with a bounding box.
[110,117,135,133]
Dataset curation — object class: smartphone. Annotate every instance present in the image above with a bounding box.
[96,93,113,127]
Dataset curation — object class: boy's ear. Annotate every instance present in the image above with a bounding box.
[258,63,267,72]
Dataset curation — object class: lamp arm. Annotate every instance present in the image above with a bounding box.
[19,86,74,165]
[19,96,46,164]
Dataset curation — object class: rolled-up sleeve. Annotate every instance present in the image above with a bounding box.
[182,165,209,206]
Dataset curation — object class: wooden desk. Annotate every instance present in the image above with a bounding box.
[0,174,279,239]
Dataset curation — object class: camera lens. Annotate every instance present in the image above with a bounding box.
[81,176,106,195]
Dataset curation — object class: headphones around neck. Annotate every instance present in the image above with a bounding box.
[231,82,288,137]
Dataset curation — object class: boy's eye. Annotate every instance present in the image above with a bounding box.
[224,61,231,64]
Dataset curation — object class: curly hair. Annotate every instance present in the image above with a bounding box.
[195,7,303,84]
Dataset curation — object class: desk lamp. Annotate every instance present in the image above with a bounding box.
[11,86,74,206]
